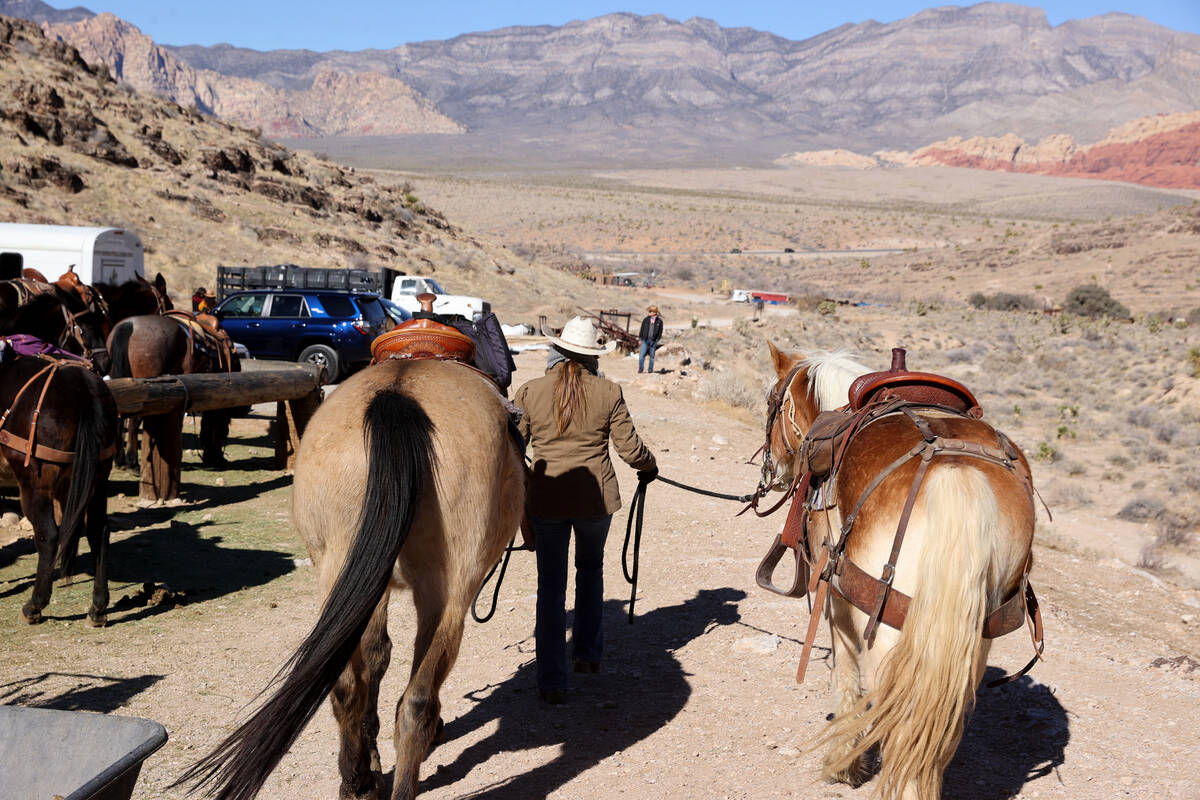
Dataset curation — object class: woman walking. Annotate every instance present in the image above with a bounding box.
[515,316,658,704]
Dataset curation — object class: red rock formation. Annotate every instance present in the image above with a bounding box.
[897,113,1200,189]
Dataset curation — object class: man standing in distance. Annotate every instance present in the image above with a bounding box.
[638,305,663,374]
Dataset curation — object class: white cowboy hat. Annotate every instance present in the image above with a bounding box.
[543,316,617,355]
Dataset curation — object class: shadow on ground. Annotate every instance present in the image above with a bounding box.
[408,587,746,798]
[943,666,1069,799]
[0,671,164,712]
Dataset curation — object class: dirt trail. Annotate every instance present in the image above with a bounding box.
[0,349,1197,800]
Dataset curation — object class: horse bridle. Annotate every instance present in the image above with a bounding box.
[750,363,808,509]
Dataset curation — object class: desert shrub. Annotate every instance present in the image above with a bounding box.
[1126,405,1155,428]
[1189,346,1200,378]
[1137,540,1169,571]
[1153,421,1180,444]
[1156,514,1193,547]
[696,372,762,413]
[1063,284,1129,319]
[793,294,824,312]
[1116,495,1166,521]
[967,292,1038,311]
[1187,308,1200,325]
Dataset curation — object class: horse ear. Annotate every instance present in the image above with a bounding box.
[767,340,796,379]
[154,273,167,293]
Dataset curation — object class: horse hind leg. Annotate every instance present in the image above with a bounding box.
[331,595,391,800]
[390,596,467,800]
[18,481,60,624]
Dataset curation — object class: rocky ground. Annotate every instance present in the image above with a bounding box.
[1,334,1197,800]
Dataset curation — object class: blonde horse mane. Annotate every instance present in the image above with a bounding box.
[800,350,871,411]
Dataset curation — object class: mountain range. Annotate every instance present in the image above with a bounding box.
[5,1,1200,168]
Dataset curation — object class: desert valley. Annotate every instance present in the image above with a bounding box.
[0,1,1198,798]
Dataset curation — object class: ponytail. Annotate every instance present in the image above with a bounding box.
[554,359,587,433]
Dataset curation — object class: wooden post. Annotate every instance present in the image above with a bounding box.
[140,405,183,501]
[107,364,325,500]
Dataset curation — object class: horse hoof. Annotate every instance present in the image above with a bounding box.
[337,778,380,800]
[20,607,43,625]
[87,611,108,628]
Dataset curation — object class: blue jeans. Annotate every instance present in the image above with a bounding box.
[533,514,613,691]
[638,340,656,372]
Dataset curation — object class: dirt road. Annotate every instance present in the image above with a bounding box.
[1,348,1197,799]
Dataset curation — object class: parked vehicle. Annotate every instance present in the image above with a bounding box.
[216,265,491,320]
[213,290,388,379]
[730,288,790,304]
[388,275,488,319]
[0,223,144,284]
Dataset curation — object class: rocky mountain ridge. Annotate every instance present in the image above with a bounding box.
[0,13,569,313]
[40,13,462,138]
[5,3,1197,159]
[163,4,1200,153]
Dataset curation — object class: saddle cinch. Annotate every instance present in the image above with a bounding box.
[756,349,1044,686]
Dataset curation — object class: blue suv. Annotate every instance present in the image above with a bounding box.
[214,290,390,379]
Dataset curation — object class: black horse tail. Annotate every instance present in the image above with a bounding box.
[174,389,436,800]
[107,320,134,379]
[56,373,105,563]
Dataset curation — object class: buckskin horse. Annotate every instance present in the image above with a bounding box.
[754,343,1042,800]
[177,356,526,800]
[1,292,118,626]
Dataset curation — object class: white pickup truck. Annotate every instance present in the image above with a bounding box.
[389,275,489,319]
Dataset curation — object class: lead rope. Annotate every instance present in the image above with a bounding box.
[469,471,756,625]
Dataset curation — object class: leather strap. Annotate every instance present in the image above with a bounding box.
[796,547,831,683]
[863,442,935,645]
[0,429,115,463]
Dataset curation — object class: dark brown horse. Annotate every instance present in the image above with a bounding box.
[177,358,525,800]
[1,295,118,626]
[107,310,238,475]
[95,272,172,323]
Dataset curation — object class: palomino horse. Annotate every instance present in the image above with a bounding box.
[1,294,118,625]
[177,358,525,800]
[760,343,1039,800]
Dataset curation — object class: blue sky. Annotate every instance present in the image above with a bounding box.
[50,1,1200,51]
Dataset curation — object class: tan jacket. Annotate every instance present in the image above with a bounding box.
[515,363,656,517]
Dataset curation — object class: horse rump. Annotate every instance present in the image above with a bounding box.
[174,388,435,800]
[818,466,1007,799]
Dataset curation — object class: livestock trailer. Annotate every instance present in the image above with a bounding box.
[0,223,144,285]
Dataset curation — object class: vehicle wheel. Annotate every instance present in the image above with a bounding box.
[298,344,340,381]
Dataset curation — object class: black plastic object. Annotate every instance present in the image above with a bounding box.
[0,705,167,800]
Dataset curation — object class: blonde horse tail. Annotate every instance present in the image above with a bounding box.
[820,465,1002,800]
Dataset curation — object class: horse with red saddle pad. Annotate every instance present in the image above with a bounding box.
[751,344,1044,800]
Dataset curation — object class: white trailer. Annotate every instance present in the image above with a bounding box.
[0,223,144,285]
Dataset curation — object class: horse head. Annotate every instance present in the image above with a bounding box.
[51,284,113,373]
[760,342,870,492]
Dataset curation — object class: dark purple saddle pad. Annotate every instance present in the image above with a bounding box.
[0,334,87,362]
